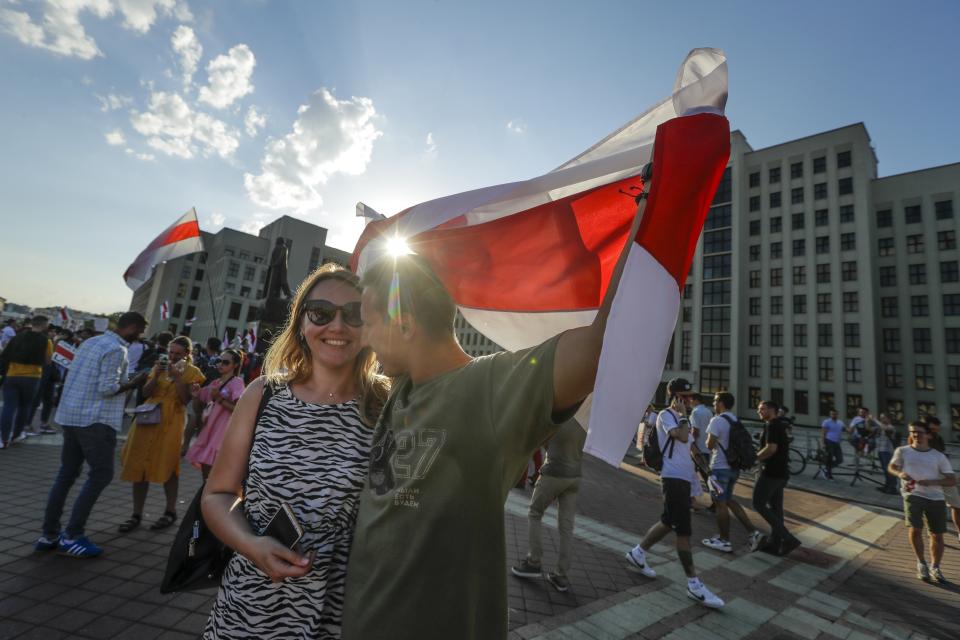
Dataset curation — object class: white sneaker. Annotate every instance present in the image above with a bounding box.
[702,536,732,553]
[687,581,724,609]
[624,547,656,578]
[748,531,764,552]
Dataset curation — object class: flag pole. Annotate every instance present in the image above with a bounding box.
[206,277,220,340]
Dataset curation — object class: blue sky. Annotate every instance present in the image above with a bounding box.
[1,0,958,313]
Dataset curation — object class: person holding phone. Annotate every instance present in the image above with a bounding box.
[183,348,246,478]
[201,264,388,639]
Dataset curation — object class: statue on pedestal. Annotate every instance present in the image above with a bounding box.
[255,238,293,352]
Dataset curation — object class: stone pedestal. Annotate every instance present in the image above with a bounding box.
[254,297,291,354]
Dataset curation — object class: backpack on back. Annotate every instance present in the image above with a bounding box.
[719,414,757,470]
[642,411,677,472]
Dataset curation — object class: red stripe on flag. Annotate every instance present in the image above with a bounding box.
[148,220,201,251]
[634,113,730,288]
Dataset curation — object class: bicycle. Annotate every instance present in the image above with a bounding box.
[750,432,807,475]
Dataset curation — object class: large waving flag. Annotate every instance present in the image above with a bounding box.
[352,49,730,465]
[124,208,204,291]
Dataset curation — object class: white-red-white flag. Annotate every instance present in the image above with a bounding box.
[246,324,257,354]
[160,300,170,321]
[352,48,730,466]
[124,208,204,291]
[185,316,197,327]
[58,306,71,325]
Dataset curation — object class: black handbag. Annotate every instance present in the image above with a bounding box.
[160,381,276,593]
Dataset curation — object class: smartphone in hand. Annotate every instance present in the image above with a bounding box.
[262,502,304,549]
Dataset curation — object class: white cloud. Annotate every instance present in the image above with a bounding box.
[0,0,192,60]
[244,105,265,136]
[207,211,225,229]
[507,119,527,134]
[198,43,255,109]
[96,92,133,111]
[105,129,126,145]
[130,90,239,159]
[239,212,272,235]
[244,88,381,213]
[170,24,201,88]
[425,132,436,154]
[124,147,155,161]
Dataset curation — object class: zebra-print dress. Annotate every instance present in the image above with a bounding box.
[203,385,370,640]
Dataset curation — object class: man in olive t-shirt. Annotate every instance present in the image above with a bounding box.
[342,253,620,640]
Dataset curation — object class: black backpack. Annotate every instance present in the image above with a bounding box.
[642,411,677,472]
[718,414,757,470]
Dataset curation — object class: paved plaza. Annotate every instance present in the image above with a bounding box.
[0,436,957,640]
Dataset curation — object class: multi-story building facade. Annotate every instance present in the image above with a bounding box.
[663,122,960,439]
[129,215,350,343]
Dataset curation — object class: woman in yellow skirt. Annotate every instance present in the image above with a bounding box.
[119,335,205,532]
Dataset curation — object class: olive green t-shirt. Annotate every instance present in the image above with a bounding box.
[342,336,570,640]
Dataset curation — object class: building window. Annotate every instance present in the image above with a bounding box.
[876,209,893,227]
[700,335,730,364]
[710,171,732,204]
[837,150,851,168]
[749,196,760,212]
[878,237,895,256]
[911,295,929,317]
[949,366,960,391]
[818,357,834,382]
[224,282,236,293]
[840,233,855,251]
[906,235,924,254]
[816,236,830,254]
[228,302,242,320]
[882,329,900,354]
[771,296,783,315]
[940,261,959,283]
[186,305,195,319]
[770,356,783,379]
[845,358,862,383]
[794,357,807,381]
[770,267,782,287]
[176,283,187,298]
[180,265,191,279]
[792,213,805,230]
[918,401,937,419]
[750,219,761,236]
[939,230,957,250]
[703,228,732,254]
[815,209,828,226]
[793,265,806,285]
[190,286,200,301]
[913,328,932,353]
[770,324,783,347]
[814,183,827,200]
[904,205,922,224]
[935,200,954,220]
[770,242,782,259]
[846,395,863,420]
[908,263,927,285]
[791,187,804,204]
[842,291,858,313]
[702,307,730,332]
[224,247,235,257]
[916,364,935,390]
[793,239,806,257]
[681,331,691,369]
[793,294,807,314]
[240,286,251,297]
[813,156,826,173]
[227,261,240,278]
[817,293,831,313]
[839,204,854,223]
[243,266,255,281]
[700,367,730,393]
[749,297,761,316]
[309,246,322,272]
[819,392,835,417]
[749,171,760,188]
[769,192,781,208]
[749,245,761,262]
[841,261,857,281]
[790,162,803,179]
[172,303,182,318]
[884,363,903,388]
[769,167,781,184]
[946,328,960,353]
[886,399,905,424]
[684,284,693,300]
[794,324,807,347]
[816,263,831,284]
[750,387,763,410]
[881,297,899,318]
[946,294,960,315]
[702,254,731,279]
[794,390,809,415]
[818,323,832,347]
[194,269,204,281]
[749,270,761,288]
[769,217,782,233]
[682,306,692,323]
[844,323,860,347]
[838,177,853,195]
[702,281,731,305]
[879,266,897,287]
[749,325,761,346]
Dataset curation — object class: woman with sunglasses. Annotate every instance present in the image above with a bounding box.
[184,348,246,479]
[201,263,388,639]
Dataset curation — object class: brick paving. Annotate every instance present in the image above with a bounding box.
[0,436,957,639]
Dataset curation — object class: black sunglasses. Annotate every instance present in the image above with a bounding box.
[302,299,363,327]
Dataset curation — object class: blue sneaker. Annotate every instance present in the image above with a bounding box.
[34,534,60,552]
[58,536,103,558]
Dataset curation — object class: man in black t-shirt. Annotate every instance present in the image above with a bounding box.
[751,399,801,556]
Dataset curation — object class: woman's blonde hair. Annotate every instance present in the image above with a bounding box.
[263,263,388,426]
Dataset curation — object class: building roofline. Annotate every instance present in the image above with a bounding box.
[745,122,869,155]
[875,161,960,181]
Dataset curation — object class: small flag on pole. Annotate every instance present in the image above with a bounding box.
[185,316,197,327]
[58,306,71,326]
[246,323,258,354]
[160,300,170,321]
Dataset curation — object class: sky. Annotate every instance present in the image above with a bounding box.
[1,0,958,314]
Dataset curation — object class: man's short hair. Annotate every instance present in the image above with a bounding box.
[30,315,49,328]
[715,392,735,410]
[923,415,941,427]
[859,406,869,413]
[117,311,147,330]
[206,337,222,352]
[360,254,457,338]
[909,420,930,433]
[155,331,174,347]
[760,400,780,412]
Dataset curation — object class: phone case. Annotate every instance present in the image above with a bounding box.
[262,502,304,549]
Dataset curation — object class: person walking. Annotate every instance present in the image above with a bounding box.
[35,312,148,557]
[752,400,801,556]
[511,419,587,593]
[118,335,205,533]
[183,348,246,478]
[0,315,52,447]
[922,417,960,545]
[888,420,956,583]
[820,410,845,480]
[875,413,899,494]
[201,264,388,639]
[625,378,724,609]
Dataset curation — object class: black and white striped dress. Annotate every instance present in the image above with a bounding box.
[203,385,371,640]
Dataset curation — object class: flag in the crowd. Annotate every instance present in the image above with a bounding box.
[160,300,170,320]
[52,341,77,370]
[352,48,730,466]
[246,324,258,354]
[123,208,204,291]
[58,306,71,325]
[223,328,230,349]
[185,316,197,327]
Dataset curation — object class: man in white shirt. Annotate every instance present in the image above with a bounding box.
[820,410,846,480]
[888,420,956,583]
[689,394,713,503]
[625,378,723,609]
[637,404,657,459]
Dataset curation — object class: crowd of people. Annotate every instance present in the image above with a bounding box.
[1,252,957,637]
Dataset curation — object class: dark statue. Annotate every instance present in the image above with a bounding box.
[255,238,293,353]
[264,238,292,301]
